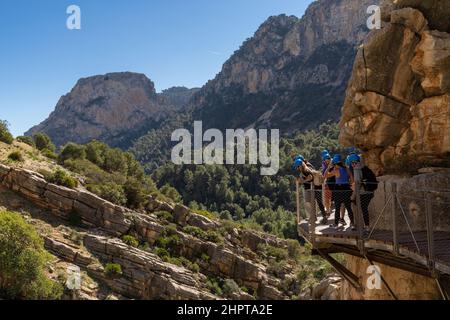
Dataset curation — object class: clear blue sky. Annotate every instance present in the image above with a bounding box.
[0,0,312,136]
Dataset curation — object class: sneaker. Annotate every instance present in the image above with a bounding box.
[339,218,347,226]
[329,224,339,229]
[320,217,328,225]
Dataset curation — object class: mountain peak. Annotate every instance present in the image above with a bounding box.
[26,72,166,148]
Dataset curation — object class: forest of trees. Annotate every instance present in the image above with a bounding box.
[151,122,343,238]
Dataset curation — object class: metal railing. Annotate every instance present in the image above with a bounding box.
[297,180,450,274]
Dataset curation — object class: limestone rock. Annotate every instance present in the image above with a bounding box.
[390,8,428,34]
[83,235,216,300]
[340,1,450,173]
[25,73,196,148]
[392,0,450,33]
[312,276,342,300]
[411,30,450,96]
[173,204,190,226]
[187,212,219,231]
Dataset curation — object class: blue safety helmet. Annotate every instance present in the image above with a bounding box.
[321,151,331,161]
[292,158,303,171]
[332,154,343,164]
[348,154,361,163]
[293,154,305,162]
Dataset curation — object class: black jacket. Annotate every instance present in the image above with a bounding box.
[361,166,378,192]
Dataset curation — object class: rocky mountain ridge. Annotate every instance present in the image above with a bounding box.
[27,0,379,152]
[191,0,379,132]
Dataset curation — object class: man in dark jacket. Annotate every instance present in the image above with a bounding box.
[348,154,378,230]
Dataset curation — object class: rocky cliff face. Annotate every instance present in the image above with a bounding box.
[191,0,378,132]
[339,0,450,174]
[159,87,200,110]
[26,73,190,149]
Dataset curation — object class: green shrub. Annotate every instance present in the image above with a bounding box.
[206,277,223,296]
[193,209,217,220]
[156,234,181,252]
[183,226,207,239]
[267,261,286,278]
[206,230,223,244]
[286,239,302,260]
[186,261,200,273]
[123,178,147,209]
[104,263,123,278]
[222,279,240,297]
[155,247,170,259]
[122,235,139,248]
[46,170,78,189]
[160,184,182,203]
[155,211,173,222]
[258,244,289,262]
[68,209,83,227]
[0,210,63,299]
[87,183,126,206]
[41,148,57,159]
[16,136,35,147]
[200,253,210,263]
[85,140,107,167]
[33,133,55,152]
[219,210,233,220]
[8,151,24,162]
[61,142,156,210]
[59,143,86,163]
[0,120,14,145]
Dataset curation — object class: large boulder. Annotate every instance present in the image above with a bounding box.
[340,2,450,174]
[392,0,450,33]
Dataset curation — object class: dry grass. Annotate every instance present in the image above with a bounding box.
[0,140,62,175]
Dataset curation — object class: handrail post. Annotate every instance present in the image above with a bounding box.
[310,184,316,245]
[355,180,365,254]
[390,182,400,256]
[425,191,436,275]
[296,180,300,225]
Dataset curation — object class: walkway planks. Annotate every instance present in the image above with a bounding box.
[298,219,450,276]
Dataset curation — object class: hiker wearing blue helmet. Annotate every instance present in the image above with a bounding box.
[321,151,333,217]
[349,154,378,231]
[292,155,328,225]
[325,153,355,230]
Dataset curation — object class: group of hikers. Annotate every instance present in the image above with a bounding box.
[292,150,378,233]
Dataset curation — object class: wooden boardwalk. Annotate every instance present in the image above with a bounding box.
[298,219,450,276]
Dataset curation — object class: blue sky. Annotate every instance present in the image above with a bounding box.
[0,0,312,136]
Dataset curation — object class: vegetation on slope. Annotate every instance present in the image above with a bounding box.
[0,209,63,299]
[151,122,343,239]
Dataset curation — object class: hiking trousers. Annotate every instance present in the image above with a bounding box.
[314,186,326,218]
[334,184,354,225]
[360,193,374,227]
